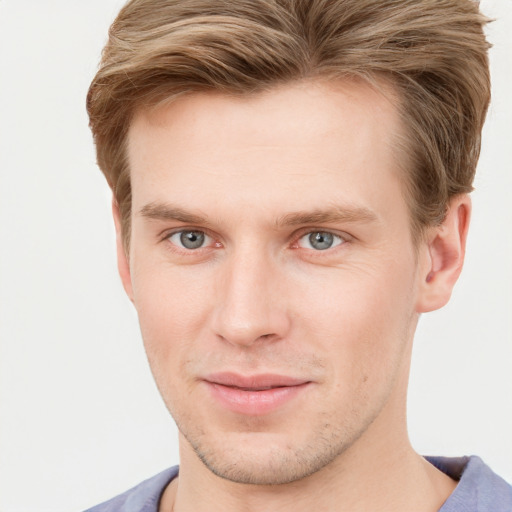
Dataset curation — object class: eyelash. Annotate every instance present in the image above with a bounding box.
[163,228,221,253]
[161,228,351,254]
[292,229,348,250]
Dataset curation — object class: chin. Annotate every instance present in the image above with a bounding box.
[183,427,350,486]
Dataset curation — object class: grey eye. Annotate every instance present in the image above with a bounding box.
[298,231,343,251]
[169,230,209,249]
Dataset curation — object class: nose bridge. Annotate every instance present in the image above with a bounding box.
[213,243,289,346]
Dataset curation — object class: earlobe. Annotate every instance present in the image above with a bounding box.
[416,195,471,313]
[112,199,134,303]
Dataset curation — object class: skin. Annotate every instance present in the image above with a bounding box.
[116,79,469,512]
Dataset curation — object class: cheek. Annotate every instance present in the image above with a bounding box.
[131,262,215,380]
[296,258,417,384]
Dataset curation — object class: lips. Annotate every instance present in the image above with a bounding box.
[204,372,311,416]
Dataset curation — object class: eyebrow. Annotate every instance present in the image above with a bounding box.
[276,206,378,227]
[139,201,378,227]
[139,202,208,224]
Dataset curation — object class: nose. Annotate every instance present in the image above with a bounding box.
[211,248,291,347]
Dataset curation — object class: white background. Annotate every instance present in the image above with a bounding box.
[0,1,510,511]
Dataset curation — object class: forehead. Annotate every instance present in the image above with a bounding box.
[126,79,406,223]
[129,78,400,155]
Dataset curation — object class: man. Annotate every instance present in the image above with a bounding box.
[84,0,511,511]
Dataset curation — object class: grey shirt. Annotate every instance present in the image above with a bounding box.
[84,455,512,512]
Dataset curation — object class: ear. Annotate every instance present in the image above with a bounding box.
[112,198,134,302]
[416,195,471,313]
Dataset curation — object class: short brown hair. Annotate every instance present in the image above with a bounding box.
[87,0,491,248]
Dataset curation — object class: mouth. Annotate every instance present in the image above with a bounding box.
[203,372,311,416]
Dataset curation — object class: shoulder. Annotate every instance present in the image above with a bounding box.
[426,455,512,512]
[83,466,179,512]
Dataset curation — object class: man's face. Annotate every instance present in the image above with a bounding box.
[122,80,430,484]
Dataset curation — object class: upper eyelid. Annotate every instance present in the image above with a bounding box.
[161,226,214,241]
[296,231,345,248]
[292,227,353,242]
